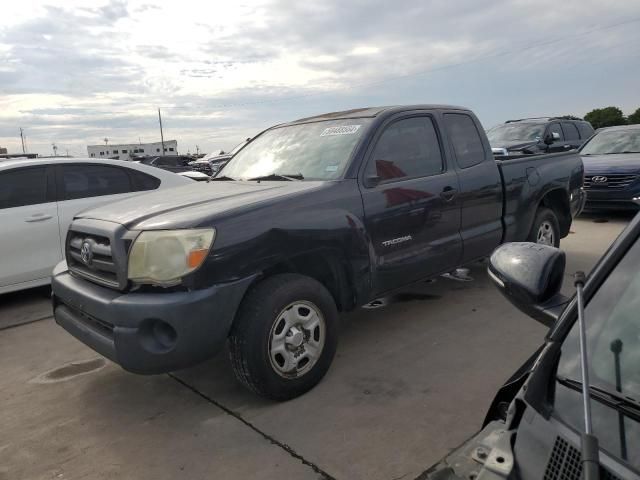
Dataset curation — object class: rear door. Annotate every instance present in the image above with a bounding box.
[55,164,159,242]
[360,112,462,295]
[442,111,503,263]
[0,165,62,288]
[560,122,582,150]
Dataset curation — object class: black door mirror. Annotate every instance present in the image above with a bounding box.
[488,242,569,327]
[544,132,560,145]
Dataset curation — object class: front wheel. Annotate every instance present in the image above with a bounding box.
[228,274,339,400]
[527,207,561,248]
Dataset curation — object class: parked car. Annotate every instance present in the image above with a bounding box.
[426,215,640,479]
[189,141,249,176]
[177,170,211,182]
[137,155,197,173]
[0,158,190,295]
[52,105,585,400]
[581,124,640,212]
[488,116,594,157]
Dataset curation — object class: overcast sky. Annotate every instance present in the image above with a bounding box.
[1,0,639,156]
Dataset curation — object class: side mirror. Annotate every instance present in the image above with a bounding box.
[488,242,569,327]
[544,132,560,145]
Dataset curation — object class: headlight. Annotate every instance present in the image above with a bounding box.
[128,229,215,286]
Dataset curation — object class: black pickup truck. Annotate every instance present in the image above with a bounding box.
[52,105,585,400]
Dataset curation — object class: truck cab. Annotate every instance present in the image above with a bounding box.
[427,217,640,479]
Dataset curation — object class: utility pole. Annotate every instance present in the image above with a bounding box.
[52,143,58,157]
[19,128,26,153]
[158,108,165,154]
[196,145,200,156]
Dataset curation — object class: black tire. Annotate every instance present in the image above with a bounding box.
[228,273,339,400]
[527,207,561,248]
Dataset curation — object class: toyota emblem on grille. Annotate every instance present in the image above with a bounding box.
[592,176,608,183]
[80,241,93,265]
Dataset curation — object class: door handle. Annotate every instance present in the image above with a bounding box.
[563,145,572,149]
[24,214,53,222]
[440,186,457,202]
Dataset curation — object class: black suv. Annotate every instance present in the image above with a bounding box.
[488,116,594,156]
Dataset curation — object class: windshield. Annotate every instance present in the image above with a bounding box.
[222,119,372,181]
[555,237,640,467]
[581,129,640,155]
[487,123,545,143]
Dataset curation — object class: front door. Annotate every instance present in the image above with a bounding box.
[0,165,62,288]
[360,114,462,296]
[546,122,568,153]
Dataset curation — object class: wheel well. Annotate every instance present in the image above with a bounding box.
[540,189,571,237]
[259,252,355,312]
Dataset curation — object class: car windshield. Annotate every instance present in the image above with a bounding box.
[581,129,640,155]
[487,123,545,143]
[222,119,372,181]
[555,236,640,466]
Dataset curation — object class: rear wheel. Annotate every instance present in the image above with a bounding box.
[528,207,560,248]
[228,274,338,400]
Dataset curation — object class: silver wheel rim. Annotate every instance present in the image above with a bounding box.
[536,220,555,246]
[268,301,326,378]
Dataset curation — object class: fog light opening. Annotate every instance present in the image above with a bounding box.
[139,319,177,354]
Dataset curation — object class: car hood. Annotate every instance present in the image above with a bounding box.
[76,180,329,230]
[581,153,640,174]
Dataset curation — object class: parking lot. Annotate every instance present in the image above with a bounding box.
[0,213,632,480]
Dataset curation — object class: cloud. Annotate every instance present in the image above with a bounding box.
[1,0,639,155]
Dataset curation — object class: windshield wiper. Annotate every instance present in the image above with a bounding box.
[248,173,304,182]
[208,175,236,181]
[557,376,640,421]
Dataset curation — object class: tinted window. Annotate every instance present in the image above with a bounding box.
[444,113,486,168]
[578,122,595,139]
[130,170,161,191]
[61,165,131,200]
[562,122,580,141]
[366,116,443,182]
[0,167,48,209]
[548,123,564,141]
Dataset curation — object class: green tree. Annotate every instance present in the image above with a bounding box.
[628,108,640,125]
[584,106,627,129]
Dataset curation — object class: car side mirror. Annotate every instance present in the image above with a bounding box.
[544,132,560,145]
[488,242,569,327]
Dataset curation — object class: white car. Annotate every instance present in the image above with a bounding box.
[0,158,191,294]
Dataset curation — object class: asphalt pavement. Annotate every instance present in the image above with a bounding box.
[0,213,632,480]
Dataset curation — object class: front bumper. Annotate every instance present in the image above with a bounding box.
[52,263,254,374]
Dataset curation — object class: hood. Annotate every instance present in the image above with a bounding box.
[581,153,640,174]
[76,180,329,230]
[490,140,539,151]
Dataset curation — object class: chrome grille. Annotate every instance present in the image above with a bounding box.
[66,222,130,291]
[584,174,638,190]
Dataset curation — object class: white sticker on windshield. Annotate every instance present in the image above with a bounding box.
[325,165,339,172]
[320,125,361,136]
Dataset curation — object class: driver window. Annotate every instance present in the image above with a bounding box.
[548,123,564,141]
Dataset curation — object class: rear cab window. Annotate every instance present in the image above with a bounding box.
[444,113,486,168]
[365,116,444,183]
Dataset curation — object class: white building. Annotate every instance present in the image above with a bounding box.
[87,140,178,160]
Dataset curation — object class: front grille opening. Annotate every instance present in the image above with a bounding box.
[67,229,124,290]
[584,174,638,190]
